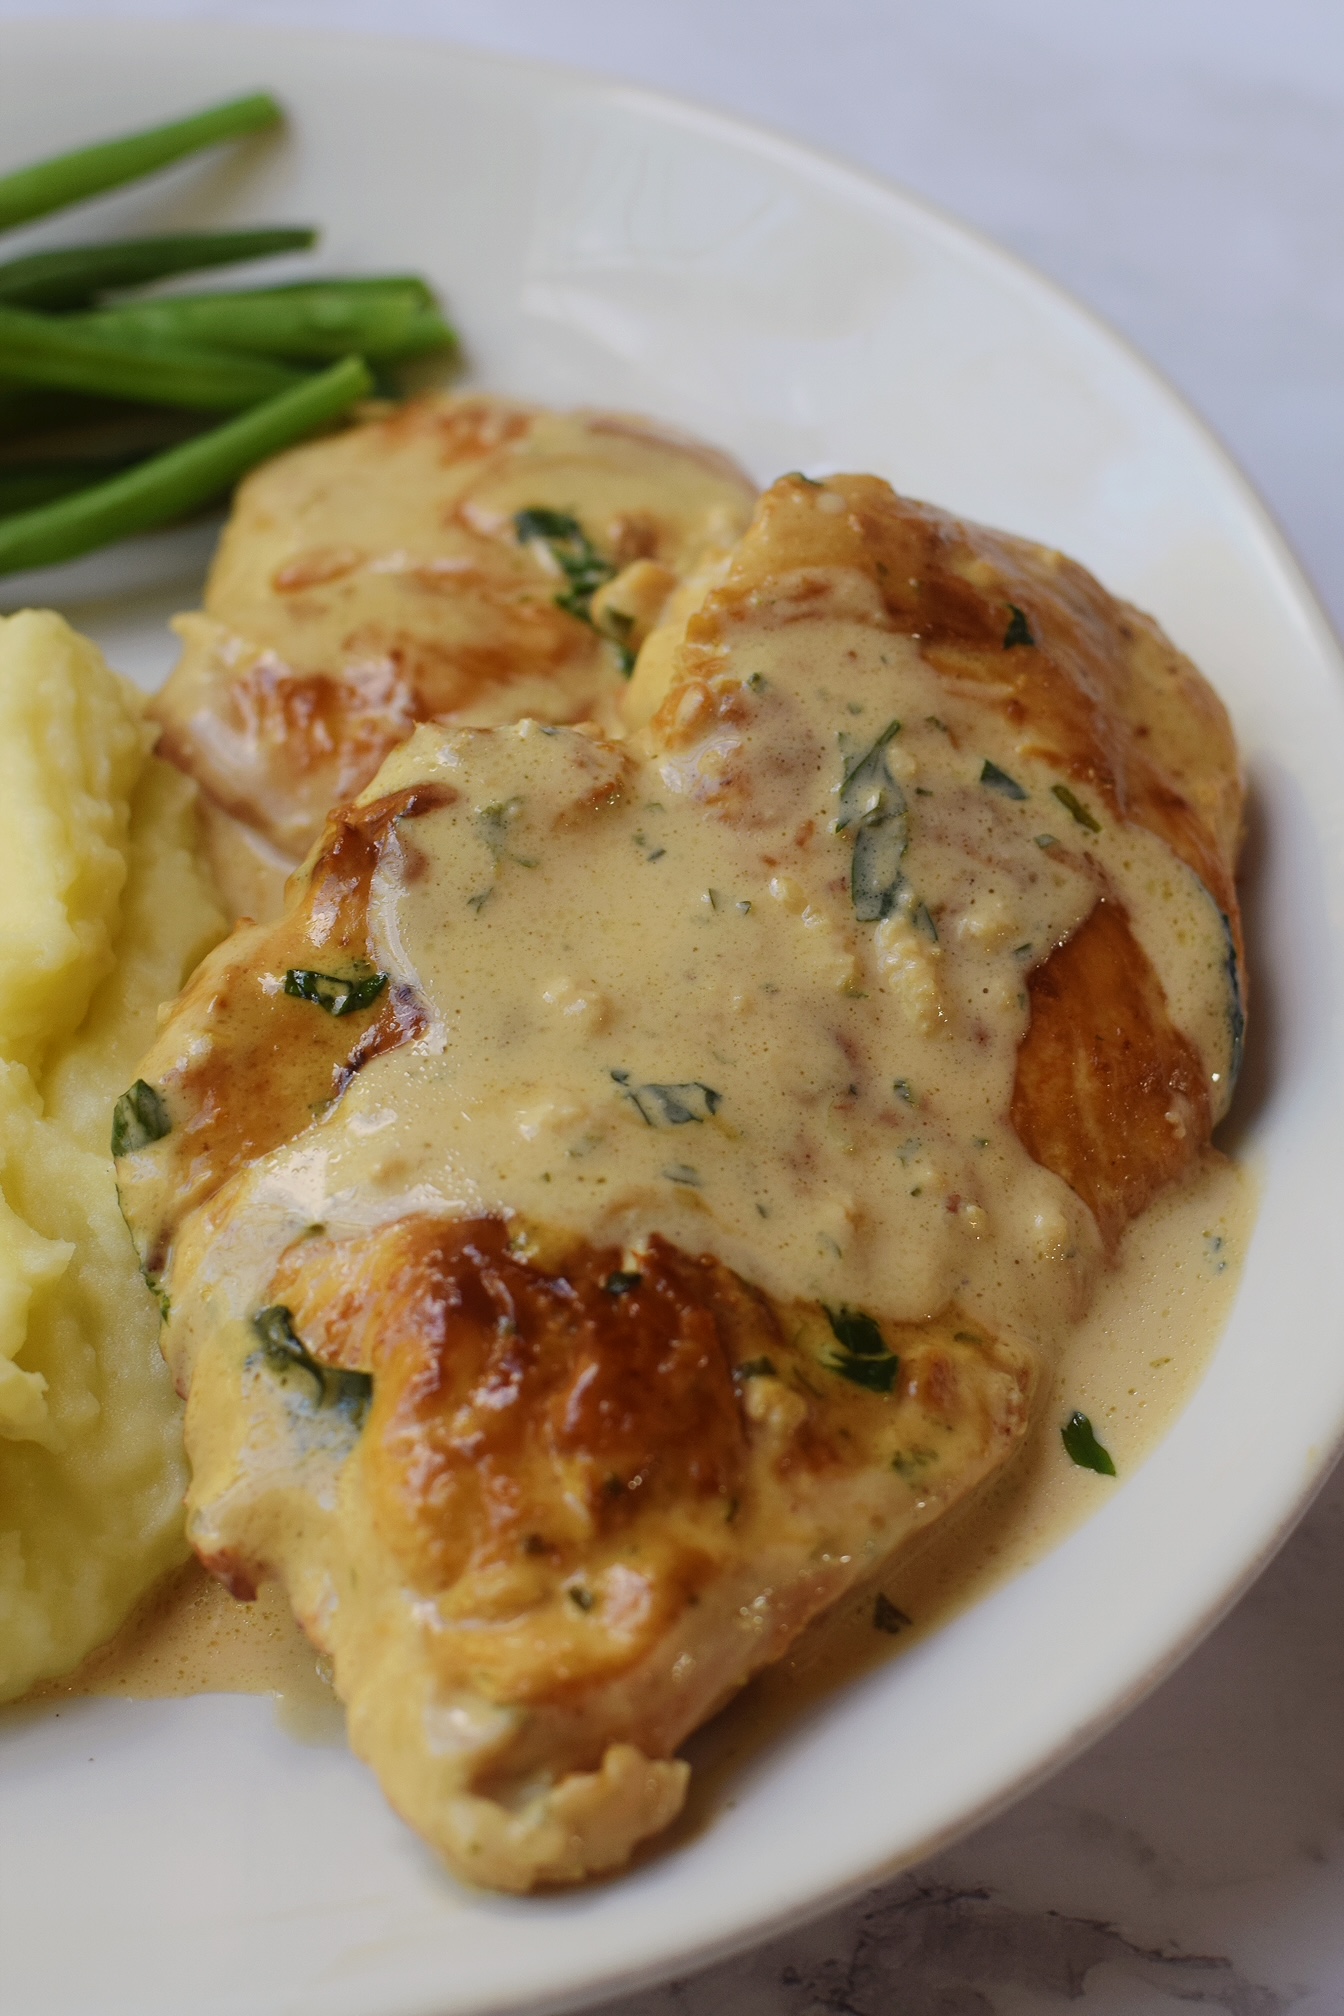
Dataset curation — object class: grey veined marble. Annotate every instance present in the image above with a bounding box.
[605,1457,1344,2014]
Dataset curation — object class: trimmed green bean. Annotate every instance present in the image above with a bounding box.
[0,94,283,236]
[0,355,372,575]
[75,279,453,361]
[0,304,304,411]
[0,229,318,311]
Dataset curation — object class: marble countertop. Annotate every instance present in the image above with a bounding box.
[5,4,1342,2009]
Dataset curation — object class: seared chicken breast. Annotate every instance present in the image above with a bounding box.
[151,394,755,915]
[117,472,1243,1889]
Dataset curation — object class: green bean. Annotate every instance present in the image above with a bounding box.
[0,229,318,311]
[0,304,304,411]
[0,94,283,236]
[0,356,372,575]
[0,461,136,517]
[75,279,453,361]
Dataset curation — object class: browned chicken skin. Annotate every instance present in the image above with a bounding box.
[151,393,755,909]
[118,464,1243,1889]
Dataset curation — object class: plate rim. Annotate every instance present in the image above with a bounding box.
[2,19,1343,2016]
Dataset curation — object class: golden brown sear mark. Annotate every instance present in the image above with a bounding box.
[677,473,1242,929]
[271,1221,750,1592]
[147,782,452,1257]
[1011,900,1210,1250]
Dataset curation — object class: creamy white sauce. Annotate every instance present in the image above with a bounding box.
[42,1152,1250,1713]
[200,583,1231,1372]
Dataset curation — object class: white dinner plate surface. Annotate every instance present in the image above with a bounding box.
[1,21,1342,2016]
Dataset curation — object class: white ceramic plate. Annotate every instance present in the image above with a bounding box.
[2,22,1343,2016]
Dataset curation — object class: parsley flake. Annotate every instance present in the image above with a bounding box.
[1061,1410,1116,1476]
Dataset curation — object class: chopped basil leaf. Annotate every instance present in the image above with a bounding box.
[110,1077,170,1157]
[611,1070,722,1126]
[822,1304,898,1393]
[1003,603,1035,649]
[980,759,1028,801]
[912,901,938,942]
[837,719,908,922]
[1061,1409,1116,1476]
[1050,783,1101,834]
[284,966,387,1017]
[514,505,615,626]
[735,1356,777,1381]
[252,1304,372,1427]
[568,1585,595,1611]
[662,1163,701,1186]
[826,1306,887,1356]
[604,1270,642,1295]
[1034,833,1057,849]
[892,1077,916,1105]
[873,1593,912,1634]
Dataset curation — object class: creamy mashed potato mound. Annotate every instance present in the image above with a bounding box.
[0,610,225,1701]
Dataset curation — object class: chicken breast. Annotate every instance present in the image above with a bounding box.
[116,472,1243,1889]
[150,394,755,915]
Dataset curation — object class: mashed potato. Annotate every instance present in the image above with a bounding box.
[0,610,225,1701]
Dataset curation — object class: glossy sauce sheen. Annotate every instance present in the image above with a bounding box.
[48,1152,1249,1712]
[110,474,1248,1886]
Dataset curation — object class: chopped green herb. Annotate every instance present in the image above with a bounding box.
[514,506,615,625]
[873,1593,912,1635]
[912,901,938,942]
[892,1078,916,1105]
[477,796,527,860]
[568,1585,595,1612]
[1050,783,1101,833]
[1034,833,1057,849]
[111,1078,170,1157]
[980,759,1027,801]
[252,1305,372,1427]
[284,966,387,1017]
[604,1270,643,1295]
[892,1446,937,1480]
[1003,603,1035,649]
[612,1071,721,1126]
[662,1164,701,1187]
[735,1357,777,1381]
[952,1330,984,1344]
[837,719,908,922]
[1061,1410,1116,1476]
[821,1305,898,1394]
